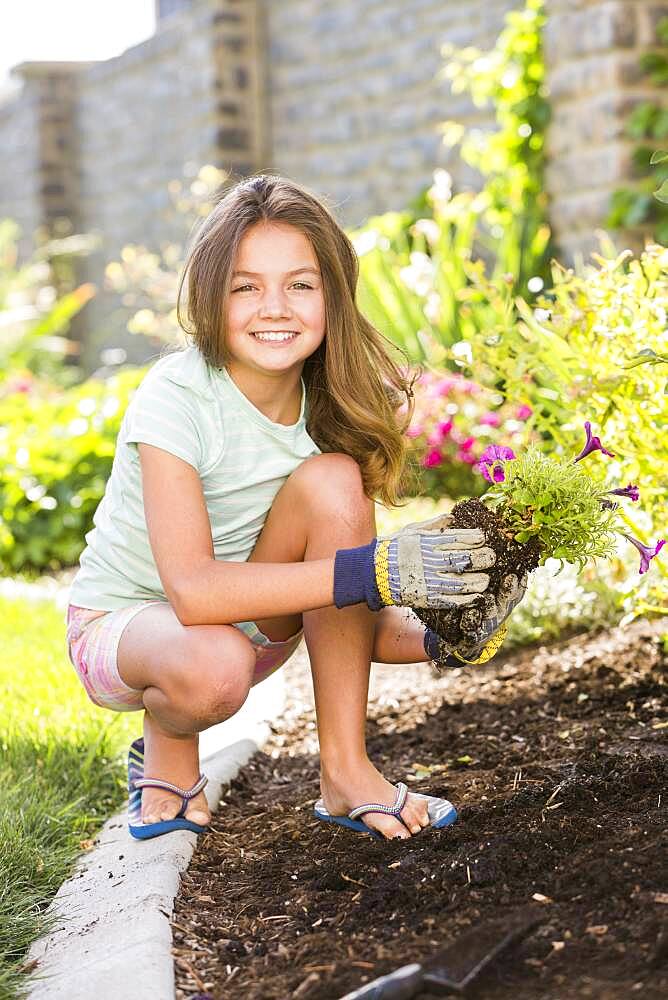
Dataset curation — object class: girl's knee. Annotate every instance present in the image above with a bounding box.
[167,627,256,728]
[293,453,372,519]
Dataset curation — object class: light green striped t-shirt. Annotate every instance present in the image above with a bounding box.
[67,345,321,611]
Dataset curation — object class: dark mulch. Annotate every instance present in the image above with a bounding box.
[173,620,667,1000]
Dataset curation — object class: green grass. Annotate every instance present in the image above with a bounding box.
[0,595,140,1000]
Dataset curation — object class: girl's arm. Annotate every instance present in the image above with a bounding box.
[139,443,335,625]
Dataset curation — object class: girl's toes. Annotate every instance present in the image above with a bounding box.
[187,809,210,827]
[368,815,411,840]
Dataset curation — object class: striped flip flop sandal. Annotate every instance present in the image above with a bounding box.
[313,781,457,840]
[127,737,210,840]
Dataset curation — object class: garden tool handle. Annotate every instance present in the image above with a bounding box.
[337,963,423,1000]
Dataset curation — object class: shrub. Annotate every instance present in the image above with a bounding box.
[402,369,534,499]
[454,243,668,612]
[0,368,145,573]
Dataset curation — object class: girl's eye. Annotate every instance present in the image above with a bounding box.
[231,282,314,292]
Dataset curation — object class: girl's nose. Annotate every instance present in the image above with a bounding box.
[258,289,291,318]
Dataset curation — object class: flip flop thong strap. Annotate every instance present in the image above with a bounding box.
[134,774,208,799]
[348,781,408,821]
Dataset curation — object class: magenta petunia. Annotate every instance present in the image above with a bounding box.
[477,444,516,483]
[607,484,640,502]
[422,448,443,468]
[623,534,666,575]
[574,421,615,462]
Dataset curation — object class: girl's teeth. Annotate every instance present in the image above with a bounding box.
[252,332,296,342]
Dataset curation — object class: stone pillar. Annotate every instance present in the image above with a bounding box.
[11,62,89,240]
[210,0,269,178]
[544,0,668,263]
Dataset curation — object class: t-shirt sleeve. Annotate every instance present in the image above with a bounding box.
[123,373,204,471]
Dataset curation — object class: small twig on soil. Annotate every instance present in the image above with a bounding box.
[174,956,206,991]
[341,873,368,887]
[292,972,321,997]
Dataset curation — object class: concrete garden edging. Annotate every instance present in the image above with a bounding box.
[25,665,289,1000]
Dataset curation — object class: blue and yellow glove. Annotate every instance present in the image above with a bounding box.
[424,570,528,666]
[333,513,495,612]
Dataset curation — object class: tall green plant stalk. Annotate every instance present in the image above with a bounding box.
[351,0,552,366]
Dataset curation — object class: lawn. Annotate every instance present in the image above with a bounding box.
[0,594,140,1000]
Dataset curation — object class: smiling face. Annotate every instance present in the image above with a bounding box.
[223,221,326,389]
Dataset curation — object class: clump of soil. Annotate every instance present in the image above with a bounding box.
[413,497,542,655]
[172,620,667,1000]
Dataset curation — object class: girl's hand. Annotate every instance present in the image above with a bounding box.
[453,570,528,662]
[333,513,496,611]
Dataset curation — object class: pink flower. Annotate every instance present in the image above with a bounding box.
[437,419,453,436]
[480,412,502,427]
[422,448,443,468]
[516,404,532,420]
[405,424,424,439]
[459,436,476,452]
[457,450,478,465]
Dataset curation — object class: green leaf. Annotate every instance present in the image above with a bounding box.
[655,178,668,204]
[650,150,668,164]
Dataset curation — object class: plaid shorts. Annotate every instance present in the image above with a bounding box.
[65,602,302,713]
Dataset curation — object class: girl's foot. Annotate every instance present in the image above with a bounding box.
[319,757,431,840]
[140,711,211,827]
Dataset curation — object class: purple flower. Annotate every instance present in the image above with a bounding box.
[607,484,640,502]
[608,483,640,500]
[477,444,516,483]
[574,421,615,462]
[623,534,666,575]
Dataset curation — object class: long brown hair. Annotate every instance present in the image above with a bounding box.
[176,174,415,506]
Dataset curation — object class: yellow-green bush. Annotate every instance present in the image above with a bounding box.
[457,243,668,610]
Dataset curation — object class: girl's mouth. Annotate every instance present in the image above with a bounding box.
[250,330,299,343]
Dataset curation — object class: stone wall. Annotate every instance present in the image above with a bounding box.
[0,0,665,366]
[0,71,59,260]
[265,0,515,229]
[545,0,668,261]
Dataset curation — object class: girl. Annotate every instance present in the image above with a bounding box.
[66,175,523,843]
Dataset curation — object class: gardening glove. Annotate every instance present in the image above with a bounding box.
[446,570,528,664]
[333,513,496,612]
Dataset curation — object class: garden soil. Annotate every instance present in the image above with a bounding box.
[173,619,667,1000]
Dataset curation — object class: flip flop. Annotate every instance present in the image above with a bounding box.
[127,737,210,840]
[313,781,457,840]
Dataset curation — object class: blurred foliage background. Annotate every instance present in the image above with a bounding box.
[1,0,665,634]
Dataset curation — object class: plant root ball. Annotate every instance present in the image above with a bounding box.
[413,497,542,652]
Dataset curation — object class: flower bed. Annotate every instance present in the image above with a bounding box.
[172,622,667,1000]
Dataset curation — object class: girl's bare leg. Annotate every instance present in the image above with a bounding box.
[117,608,257,826]
[250,454,433,840]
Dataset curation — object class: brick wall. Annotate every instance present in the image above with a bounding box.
[265,0,514,229]
[545,0,668,260]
